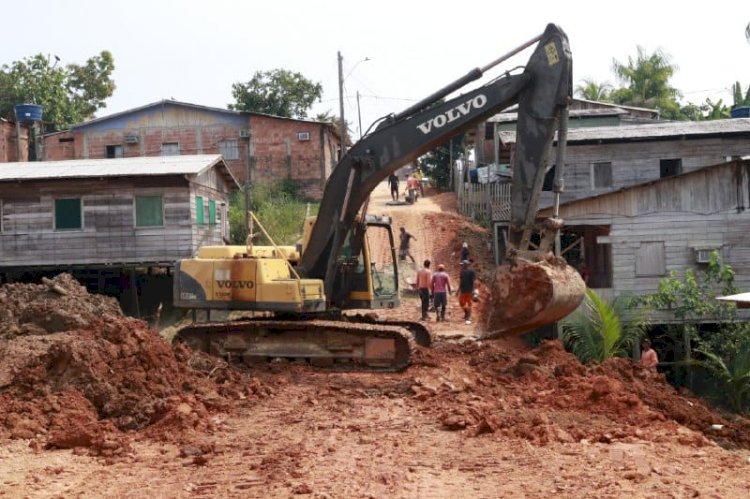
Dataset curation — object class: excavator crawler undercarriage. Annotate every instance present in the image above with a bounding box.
[176,318,429,371]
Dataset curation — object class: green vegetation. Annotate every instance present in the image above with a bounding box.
[0,51,115,132]
[574,45,745,121]
[228,179,318,245]
[229,69,323,119]
[562,288,648,364]
[632,250,750,413]
[419,134,464,190]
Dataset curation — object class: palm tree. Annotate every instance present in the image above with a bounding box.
[575,78,613,101]
[696,342,750,412]
[611,46,681,117]
[562,288,649,364]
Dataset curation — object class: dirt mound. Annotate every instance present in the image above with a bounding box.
[414,339,750,449]
[0,274,268,453]
[0,273,122,337]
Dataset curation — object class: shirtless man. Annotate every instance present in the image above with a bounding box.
[641,339,659,372]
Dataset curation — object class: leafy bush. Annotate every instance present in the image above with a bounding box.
[562,288,649,364]
[228,180,317,245]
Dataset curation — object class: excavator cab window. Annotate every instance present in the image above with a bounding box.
[365,224,397,297]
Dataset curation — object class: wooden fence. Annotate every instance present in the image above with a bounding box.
[453,169,512,222]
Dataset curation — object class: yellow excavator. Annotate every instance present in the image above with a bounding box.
[173,24,585,370]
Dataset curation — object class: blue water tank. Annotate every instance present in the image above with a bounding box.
[731,106,750,118]
[14,104,43,123]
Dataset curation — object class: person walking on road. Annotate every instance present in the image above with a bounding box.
[388,173,400,201]
[431,263,452,321]
[415,259,433,321]
[458,260,477,325]
[399,227,416,263]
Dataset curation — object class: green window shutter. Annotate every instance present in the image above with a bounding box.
[209,199,216,225]
[196,196,204,225]
[135,196,164,227]
[55,198,82,230]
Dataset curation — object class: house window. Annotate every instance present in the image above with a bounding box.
[161,142,180,156]
[208,199,217,225]
[196,195,205,225]
[660,158,682,178]
[55,198,83,230]
[106,145,123,158]
[484,123,494,140]
[297,131,311,141]
[591,162,613,189]
[635,241,666,276]
[542,164,556,191]
[135,196,164,227]
[219,139,240,160]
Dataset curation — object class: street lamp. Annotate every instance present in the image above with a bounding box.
[337,53,370,155]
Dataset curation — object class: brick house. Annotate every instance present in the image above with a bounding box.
[0,119,29,162]
[41,100,340,199]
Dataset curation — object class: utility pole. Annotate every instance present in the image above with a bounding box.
[356,91,363,139]
[337,51,346,159]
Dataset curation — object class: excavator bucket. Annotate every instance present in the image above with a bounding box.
[483,256,585,338]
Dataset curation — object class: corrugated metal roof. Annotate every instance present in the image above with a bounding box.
[717,292,750,308]
[66,99,333,132]
[0,154,238,186]
[499,118,750,144]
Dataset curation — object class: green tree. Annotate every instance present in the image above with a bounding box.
[419,134,464,190]
[229,69,323,119]
[0,51,115,132]
[562,288,649,364]
[732,81,750,108]
[611,46,682,119]
[574,78,613,101]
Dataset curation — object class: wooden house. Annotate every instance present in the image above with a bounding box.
[499,117,750,211]
[538,157,750,313]
[0,154,239,280]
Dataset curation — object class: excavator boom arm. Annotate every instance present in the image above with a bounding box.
[298,24,572,305]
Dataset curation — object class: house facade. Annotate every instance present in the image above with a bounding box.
[41,101,340,199]
[0,119,29,162]
[498,117,750,210]
[0,154,238,276]
[538,158,750,316]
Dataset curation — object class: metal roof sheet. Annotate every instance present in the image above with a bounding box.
[0,154,237,186]
[716,292,750,308]
[499,118,750,144]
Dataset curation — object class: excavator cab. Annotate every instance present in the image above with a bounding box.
[302,214,400,311]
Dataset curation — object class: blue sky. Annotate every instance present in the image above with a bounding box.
[2,1,749,134]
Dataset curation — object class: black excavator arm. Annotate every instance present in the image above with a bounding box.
[298,23,572,306]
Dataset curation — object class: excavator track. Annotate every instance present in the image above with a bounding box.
[175,319,418,371]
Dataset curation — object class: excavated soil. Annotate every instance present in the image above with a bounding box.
[1,182,749,498]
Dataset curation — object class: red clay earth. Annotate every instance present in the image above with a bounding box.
[0,183,749,497]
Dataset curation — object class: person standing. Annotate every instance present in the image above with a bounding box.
[405,175,419,203]
[414,168,425,196]
[641,339,659,372]
[458,260,477,325]
[398,227,416,263]
[431,263,452,321]
[415,259,432,321]
[460,242,470,262]
[388,173,400,201]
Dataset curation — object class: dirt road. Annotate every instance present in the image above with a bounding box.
[1,183,749,498]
